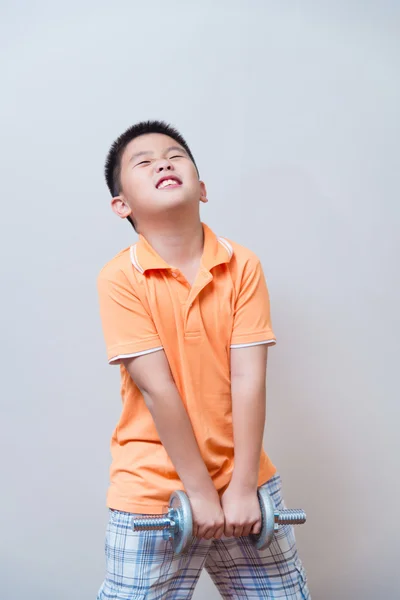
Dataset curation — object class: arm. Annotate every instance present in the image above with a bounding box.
[221,344,269,538]
[222,255,276,537]
[122,349,215,497]
[229,344,269,491]
[122,350,225,539]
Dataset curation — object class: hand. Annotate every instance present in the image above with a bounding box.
[188,490,225,540]
[221,483,262,538]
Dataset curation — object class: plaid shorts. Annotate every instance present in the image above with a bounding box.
[97,472,310,599]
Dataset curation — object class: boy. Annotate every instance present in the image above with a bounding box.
[96,121,310,599]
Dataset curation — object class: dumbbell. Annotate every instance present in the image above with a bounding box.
[131,488,306,555]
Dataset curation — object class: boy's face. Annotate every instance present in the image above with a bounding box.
[112,133,207,225]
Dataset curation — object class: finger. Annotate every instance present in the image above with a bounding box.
[224,523,234,537]
[203,528,214,540]
[233,526,244,538]
[213,525,225,540]
[242,525,253,537]
[251,520,262,535]
[196,525,206,539]
[193,524,199,538]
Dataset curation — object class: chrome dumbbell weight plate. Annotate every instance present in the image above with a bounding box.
[250,487,307,550]
[131,490,193,555]
[250,486,276,550]
[168,490,193,554]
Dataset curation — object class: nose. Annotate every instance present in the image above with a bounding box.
[155,158,174,173]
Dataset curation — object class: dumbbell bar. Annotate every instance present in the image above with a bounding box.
[132,488,306,555]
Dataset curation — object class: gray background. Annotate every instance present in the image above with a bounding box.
[1,1,399,598]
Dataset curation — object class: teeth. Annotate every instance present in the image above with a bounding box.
[158,179,179,189]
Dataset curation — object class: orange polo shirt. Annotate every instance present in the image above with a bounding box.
[97,223,277,514]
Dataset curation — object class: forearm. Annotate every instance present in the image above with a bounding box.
[142,384,216,497]
[230,377,266,489]
[123,351,217,498]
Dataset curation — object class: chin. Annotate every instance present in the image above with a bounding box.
[159,193,193,210]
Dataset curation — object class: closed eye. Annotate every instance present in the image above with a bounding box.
[136,160,151,166]
[169,155,184,159]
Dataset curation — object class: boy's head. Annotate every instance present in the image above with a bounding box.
[104,121,207,232]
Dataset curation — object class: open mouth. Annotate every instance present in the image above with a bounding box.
[156,176,182,190]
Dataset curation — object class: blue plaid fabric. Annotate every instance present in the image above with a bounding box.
[97,472,310,599]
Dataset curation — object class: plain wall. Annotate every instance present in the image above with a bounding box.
[1,2,399,598]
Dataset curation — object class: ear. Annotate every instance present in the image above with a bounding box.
[111,196,132,219]
[199,181,208,204]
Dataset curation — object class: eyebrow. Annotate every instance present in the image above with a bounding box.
[129,145,188,164]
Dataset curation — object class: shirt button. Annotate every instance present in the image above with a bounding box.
[171,272,178,278]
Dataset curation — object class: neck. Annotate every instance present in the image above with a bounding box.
[138,215,204,268]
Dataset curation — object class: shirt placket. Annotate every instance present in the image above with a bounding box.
[183,268,213,334]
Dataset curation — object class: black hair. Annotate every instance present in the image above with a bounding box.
[104,120,198,231]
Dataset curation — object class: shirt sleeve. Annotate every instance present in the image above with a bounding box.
[97,268,163,365]
[230,258,276,348]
